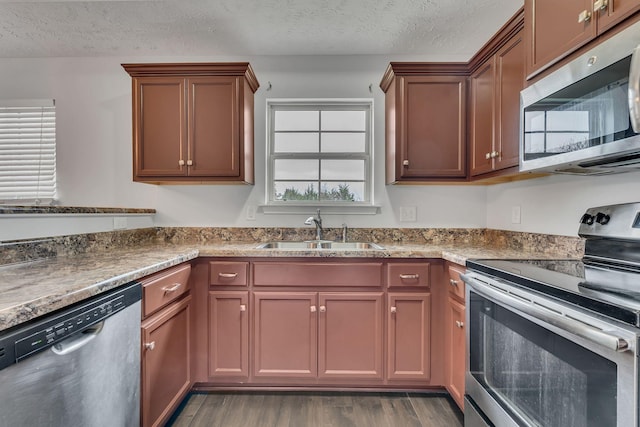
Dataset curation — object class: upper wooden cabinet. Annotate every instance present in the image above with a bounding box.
[525,0,640,78]
[380,65,467,183]
[122,63,259,184]
[469,19,524,177]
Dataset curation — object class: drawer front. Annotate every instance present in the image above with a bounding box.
[210,261,249,286]
[253,262,383,287]
[387,263,430,288]
[447,264,465,300]
[142,263,191,317]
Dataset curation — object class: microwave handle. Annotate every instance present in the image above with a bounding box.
[628,44,640,133]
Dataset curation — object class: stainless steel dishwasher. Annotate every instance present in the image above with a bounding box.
[0,281,141,427]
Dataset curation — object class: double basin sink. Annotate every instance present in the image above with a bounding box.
[256,241,385,250]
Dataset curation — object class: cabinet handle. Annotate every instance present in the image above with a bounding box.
[162,283,182,294]
[319,305,326,313]
[578,10,592,23]
[402,160,409,166]
[145,341,156,351]
[178,159,185,166]
[449,279,459,287]
[455,320,464,329]
[391,306,397,313]
[239,304,246,312]
[187,160,193,166]
[485,152,491,160]
[218,272,238,279]
[399,273,419,280]
[593,0,608,11]
[310,305,317,313]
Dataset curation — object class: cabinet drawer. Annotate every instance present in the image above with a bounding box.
[142,264,191,317]
[387,263,430,288]
[253,262,383,287]
[209,261,249,286]
[447,264,465,301]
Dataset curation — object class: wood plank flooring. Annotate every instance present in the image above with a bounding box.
[168,392,464,427]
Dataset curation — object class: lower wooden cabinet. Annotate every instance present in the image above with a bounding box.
[445,262,466,410]
[208,291,249,381]
[141,295,191,427]
[387,293,431,381]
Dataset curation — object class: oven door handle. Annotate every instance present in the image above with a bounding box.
[461,273,631,353]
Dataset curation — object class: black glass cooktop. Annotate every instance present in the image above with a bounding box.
[466,259,640,327]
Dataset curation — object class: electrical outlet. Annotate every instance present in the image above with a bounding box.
[113,217,127,230]
[246,205,257,221]
[511,206,521,224]
[399,206,417,222]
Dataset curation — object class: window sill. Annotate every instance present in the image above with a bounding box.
[261,204,380,215]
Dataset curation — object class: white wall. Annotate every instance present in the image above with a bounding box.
[1,54,638,241]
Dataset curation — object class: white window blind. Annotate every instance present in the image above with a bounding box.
[0,99,56,204]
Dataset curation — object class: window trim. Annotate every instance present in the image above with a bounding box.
[265,99,375,210]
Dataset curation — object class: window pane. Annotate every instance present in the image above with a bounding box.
[321,133,366,153]
[321,159,364,181]
[274,181,319,201]
[274,133,319,153]
[275,110,318,131]
[321,110,366,131]
[319,182,365,202]
[547,111,590,131]
[274,159,319,180]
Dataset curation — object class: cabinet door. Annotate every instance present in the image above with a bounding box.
[318,292,384,380]
[208,291,249,381]
[387,293,431,381]
[495,30,524,171]
[469,59,496,176]
[141,296,191,427]
[253,292,318,379]
[525,0,597,77]
[447,297,465,410]
[400,76,466,178]
[187,76,240,177]
[597,0,640,33]
[133,77,186,178]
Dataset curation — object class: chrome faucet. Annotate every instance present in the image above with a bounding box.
[304,209,323,241]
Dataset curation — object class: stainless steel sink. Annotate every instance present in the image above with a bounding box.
[255,241,385,250]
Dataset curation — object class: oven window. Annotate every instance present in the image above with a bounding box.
[469,295,617,427]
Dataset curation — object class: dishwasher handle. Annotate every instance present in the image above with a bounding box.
[51,321,104,356]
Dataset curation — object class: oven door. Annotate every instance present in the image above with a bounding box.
[462,272,639,427]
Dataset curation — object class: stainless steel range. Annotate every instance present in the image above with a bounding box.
[462,202,640,427]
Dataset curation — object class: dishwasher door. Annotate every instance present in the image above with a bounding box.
[0,296,141,427]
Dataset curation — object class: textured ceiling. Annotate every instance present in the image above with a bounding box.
[0,0,524,58]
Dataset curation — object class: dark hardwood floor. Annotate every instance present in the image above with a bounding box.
[168,391,464,427]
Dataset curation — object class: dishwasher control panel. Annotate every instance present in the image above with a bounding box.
[0,281,141,370]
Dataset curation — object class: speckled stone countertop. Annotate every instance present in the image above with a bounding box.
[0,231,582,332]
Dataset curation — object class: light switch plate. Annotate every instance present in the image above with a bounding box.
[511,206,521,224]
[246,205,257,221]
[399,206,417,222]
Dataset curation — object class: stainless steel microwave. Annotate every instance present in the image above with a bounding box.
[520,20,640,175]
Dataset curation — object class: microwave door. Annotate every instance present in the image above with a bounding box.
[628,44,640,133]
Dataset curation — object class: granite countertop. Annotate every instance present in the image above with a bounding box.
[0,240,577,333]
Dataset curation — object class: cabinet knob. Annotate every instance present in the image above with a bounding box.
[402,160,409,166]
[310,305,317,313]
[187,159,193,166]
[491,151,500,159]
[239,304,246,312]
[145,341,156,351]
[593,0,608,11]
[319,305,326,313]
[578,10,592,23]
[390,306,397,313]
[455,320,464,329]
[485,152,491,160]
[178,159,185,166]
[449,279,459,287]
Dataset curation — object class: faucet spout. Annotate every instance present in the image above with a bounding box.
[304,209,323,240]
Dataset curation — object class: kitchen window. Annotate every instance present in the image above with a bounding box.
[265,99,374,211]
[0,99,56,204]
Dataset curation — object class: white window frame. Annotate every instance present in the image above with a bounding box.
[0,99,56,205]
[264,99,376,214]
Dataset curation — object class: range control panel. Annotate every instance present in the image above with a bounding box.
[0,281,141,371]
